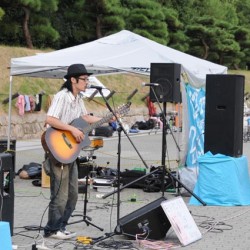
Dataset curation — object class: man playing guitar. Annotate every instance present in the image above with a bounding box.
[43,64,102,240]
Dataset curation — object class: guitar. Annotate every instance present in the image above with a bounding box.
[42,102,131,164]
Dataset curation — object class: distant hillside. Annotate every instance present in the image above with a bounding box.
[1,45,250,115]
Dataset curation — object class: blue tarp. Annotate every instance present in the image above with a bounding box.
[189,152,250,206]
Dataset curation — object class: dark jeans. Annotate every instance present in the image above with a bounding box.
[44,160,78,235]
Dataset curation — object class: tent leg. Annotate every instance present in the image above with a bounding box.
[7,76,13,150]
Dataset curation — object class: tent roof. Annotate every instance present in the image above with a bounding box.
[10,30,227,87]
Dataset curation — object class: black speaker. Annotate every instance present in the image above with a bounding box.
[204,74,245,157]
[0,139,16,175]
[0,153,14,235]
[77,160,93,179]
[150,63,181,103]
[118,197,171,240]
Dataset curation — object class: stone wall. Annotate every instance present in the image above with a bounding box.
[0,112,47,140]
[0,107,149,140]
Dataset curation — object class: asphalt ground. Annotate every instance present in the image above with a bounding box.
[3,130,250,250]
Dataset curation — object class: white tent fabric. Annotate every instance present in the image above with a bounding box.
[10,30,227,88]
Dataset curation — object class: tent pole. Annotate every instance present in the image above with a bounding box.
[7,76,13,150]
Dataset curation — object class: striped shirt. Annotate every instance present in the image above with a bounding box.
[47,88,87,124]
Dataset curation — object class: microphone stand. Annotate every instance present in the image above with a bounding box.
[93,88,153,242]
[150,87,206,205]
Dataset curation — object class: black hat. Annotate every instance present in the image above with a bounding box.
[64,64,92,79]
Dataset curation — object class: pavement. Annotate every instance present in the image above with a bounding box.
[3,130,250,249]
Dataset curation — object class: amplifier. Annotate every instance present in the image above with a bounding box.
[0,139,16,174]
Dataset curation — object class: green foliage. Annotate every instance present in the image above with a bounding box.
[124,0,169,45]
[236,0,250,28]
[31,24,60,46]
[51,0,128,48]
[0,0,250,69]
[169,31,189,52]
[18,0,41,11]
[0,0,59,48]
[0,7,24,46]
[0,7,4,20]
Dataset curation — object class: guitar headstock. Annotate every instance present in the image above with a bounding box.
[116,102,131,117]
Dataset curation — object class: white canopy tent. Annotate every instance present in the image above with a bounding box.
[10,30,227,86]
[8,30,227,154]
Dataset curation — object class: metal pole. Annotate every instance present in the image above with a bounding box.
[7,76,13,150]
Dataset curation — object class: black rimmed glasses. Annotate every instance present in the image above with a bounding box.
[78,77,89,82]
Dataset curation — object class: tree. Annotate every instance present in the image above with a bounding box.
[52,0,128,48]
[160,6,189,52]
[182,0,244,68]
[186,16,217,59]
[210,21,241,67]
[158,0,196,26]
[235,0,250,68]
[82,0,128,38]
[122,0,169,45]
[185,16,241,67]
[0,0,59,48]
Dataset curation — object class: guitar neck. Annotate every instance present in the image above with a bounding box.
[82,113,113,134]
[81,102,131,135]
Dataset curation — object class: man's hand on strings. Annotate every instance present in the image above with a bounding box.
[71,126,84,143]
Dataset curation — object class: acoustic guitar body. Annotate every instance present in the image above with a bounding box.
[45,118,91,164]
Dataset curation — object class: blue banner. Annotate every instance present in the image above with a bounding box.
[186,85,205,167]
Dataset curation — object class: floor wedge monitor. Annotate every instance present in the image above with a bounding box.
[118,197,171,240]
[204,74,245,157]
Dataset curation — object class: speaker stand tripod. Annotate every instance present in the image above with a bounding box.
[149,85,206,205]
[68,174,104,231]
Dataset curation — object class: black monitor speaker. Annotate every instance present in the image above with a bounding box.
[204,74,245,157]
[150,63,181,103]
[0,153,15,235]
[118,197,171,240]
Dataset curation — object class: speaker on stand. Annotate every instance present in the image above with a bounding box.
[204,74,245,157]
[150,63,181,103]
[148,63,205,204]
[150,63,181,192]
[150,62,182,163]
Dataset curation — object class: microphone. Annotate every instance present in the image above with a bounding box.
[141,93,149,101]
[142,82,160,87]
[87,89,98,102]
[87,84,104,90]
[106,90,116,100]
[127,88,138,101]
